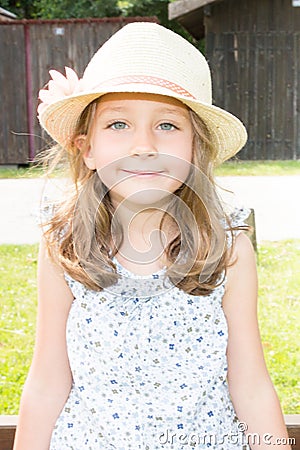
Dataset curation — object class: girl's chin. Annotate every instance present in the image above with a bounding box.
[109,189,174,208]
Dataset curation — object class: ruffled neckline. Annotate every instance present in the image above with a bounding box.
[106,257,173,299]
[112,256,166,280]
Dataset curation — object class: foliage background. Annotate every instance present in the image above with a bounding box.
[1,0,202,49]
[2,0,173,21]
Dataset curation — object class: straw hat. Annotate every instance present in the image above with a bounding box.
[38,22,247,164]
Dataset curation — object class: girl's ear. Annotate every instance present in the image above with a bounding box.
[74,135,96,170]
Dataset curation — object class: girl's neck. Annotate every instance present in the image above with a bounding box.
[112,200,177,275]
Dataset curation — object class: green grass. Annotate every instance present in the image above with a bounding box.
[0,245,38,414]
[216,159,300,176]
[0,241,299,414]
[0,165,65,179]
[0,166,45,179]
[257,240,300,414]
[1,160,300,179]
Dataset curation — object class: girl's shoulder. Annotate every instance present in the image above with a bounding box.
[36,178,73,225]
[227,205,251,228]
[225,206,251,248]
[38,198,56,225]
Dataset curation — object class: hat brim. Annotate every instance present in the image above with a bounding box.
[39,84,247,165]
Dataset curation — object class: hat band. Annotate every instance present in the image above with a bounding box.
[91,75,196,100]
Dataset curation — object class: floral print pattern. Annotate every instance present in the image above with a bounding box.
[49,208,251,449]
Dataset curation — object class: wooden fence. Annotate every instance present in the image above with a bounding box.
[0,17,157,165]
[1,13,300,163]
[202,0,300,161]
[206,31,300,160]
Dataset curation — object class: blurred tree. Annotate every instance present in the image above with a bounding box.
[1,0,203,51]
[1,0,38,18]
[122,0,195,43]
[121,0,203,50]
[32,0,121,19]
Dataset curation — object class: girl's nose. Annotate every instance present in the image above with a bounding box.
[129,129,158,158]
[130,149,158,158]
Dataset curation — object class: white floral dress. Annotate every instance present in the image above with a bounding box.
[49,209,251,450]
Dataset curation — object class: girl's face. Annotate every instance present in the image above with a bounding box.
[82,92,193,206]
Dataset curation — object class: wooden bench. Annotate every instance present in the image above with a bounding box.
[1,415,299,450]
[245,208,257,253]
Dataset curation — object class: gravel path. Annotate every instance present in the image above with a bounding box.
[0,176,299,244]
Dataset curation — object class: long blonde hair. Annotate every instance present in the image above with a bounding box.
[39,98,246,295]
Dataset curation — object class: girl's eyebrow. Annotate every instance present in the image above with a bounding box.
[156,107,188,117]
[98,106,126,115]
[98,105,188,117]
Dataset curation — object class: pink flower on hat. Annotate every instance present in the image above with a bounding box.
[38,67,83,116]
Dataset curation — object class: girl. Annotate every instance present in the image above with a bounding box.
[14,22,291,449]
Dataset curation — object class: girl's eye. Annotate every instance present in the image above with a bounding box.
[109,121,128,130]
[159,123,177,131]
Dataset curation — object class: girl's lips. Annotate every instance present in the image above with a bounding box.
[122,169,165,177]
